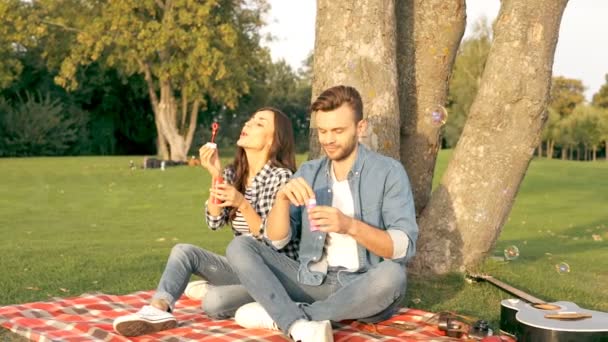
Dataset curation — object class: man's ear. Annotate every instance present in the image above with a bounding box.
[356,119,368,138]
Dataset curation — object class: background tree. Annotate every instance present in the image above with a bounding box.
[56,0,269,161]
[541,108,561,158]
[312,0,569,272]
[444,19,492,148]
[549,76,585,117]
[592,74,608,109]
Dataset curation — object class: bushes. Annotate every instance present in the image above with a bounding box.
[0,92,89,156]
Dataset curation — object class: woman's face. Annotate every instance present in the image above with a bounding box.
[236,110,275,152]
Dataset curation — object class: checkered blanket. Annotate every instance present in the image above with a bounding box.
[0,290,474,341]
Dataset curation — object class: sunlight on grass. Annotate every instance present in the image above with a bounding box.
[1,152,607,328]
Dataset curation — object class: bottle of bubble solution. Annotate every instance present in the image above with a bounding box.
[307,198,319,231]
[209,122,223,205]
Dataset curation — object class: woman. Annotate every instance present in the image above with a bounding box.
[113,108,298,337]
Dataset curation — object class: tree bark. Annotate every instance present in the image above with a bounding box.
[411,0,569,273]
[537,142,543,157]
[569,146,573,160]
[396,0,466,215]
[548,139,554,159]
[310,0,400,160]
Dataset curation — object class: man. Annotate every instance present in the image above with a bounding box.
[226,85,418,342]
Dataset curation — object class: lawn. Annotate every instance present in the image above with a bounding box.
[1,151,607,337]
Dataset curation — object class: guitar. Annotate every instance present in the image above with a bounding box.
[469,274,608,342]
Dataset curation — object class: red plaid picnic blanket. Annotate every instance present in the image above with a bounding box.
[0,290,505,341]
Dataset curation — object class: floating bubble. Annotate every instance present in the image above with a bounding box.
[555,262,570,274]
[503,245,520,261]
[429,105,448,126]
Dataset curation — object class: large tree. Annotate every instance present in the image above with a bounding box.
[0,0,33,88]
[312,0,569,273]
[56,0,268,161]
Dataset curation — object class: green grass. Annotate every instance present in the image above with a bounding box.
[1,152,607,335]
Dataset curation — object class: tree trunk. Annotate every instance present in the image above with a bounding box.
[583,145,588,161]
[548,139,554,159]
[537,142,543,157]
[396,0,466,215]
[156,122,170,160]
[141,61,198,162]
[569,146,573,160]
[153,82,199,162]
[605,140,607,161]
[311,0,400,160]
[411,0,568,273]
[593,146,597,161]
[561,147,567,160]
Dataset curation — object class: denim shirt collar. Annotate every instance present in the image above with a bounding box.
[323,143,369,181]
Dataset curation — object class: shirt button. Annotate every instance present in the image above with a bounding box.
[318,236,322,240]
[328,189,331,193]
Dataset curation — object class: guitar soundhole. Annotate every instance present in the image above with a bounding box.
[533,303,560,310]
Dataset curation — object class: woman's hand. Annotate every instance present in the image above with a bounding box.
[199,144,221,177]
[210,183,246,209]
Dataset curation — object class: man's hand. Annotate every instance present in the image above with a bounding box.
[276,177,315,206]
[308,206,356,235]
[210,183,245,209]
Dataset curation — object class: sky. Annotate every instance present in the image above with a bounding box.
[263,0,608,101]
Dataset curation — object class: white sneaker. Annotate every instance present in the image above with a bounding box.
[184,280,211,300]
[234,302,279,330]
[113,305,177,336]
[289,319,333,342]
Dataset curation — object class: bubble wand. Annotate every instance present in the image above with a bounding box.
[211,122,219,144]
[209,122,223,204]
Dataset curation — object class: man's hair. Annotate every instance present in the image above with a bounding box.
[311,85,363,122]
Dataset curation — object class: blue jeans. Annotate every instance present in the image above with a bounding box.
[153,243,253,318]
[226,236,406,333]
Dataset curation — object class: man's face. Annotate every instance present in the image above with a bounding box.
[316,104,365,162]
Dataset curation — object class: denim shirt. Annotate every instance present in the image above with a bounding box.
[285,144,418,286]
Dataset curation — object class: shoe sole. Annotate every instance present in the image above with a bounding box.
[114,319,177,337]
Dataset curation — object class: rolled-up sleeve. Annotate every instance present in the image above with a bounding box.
[381,163,418,263]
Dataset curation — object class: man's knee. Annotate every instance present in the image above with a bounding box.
[374,261,407,295]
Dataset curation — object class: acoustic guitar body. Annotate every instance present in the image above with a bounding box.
[500,299,608,342]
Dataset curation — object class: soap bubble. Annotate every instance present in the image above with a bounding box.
[555,262,570,274]
[429,105,448,126]
[503,245,520,261]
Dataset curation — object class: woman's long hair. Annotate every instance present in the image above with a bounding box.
[228,107,296,220]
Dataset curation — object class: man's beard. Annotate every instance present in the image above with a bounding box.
[324,138,357,162]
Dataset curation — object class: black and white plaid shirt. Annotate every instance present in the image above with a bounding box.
[205,163,299,260]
